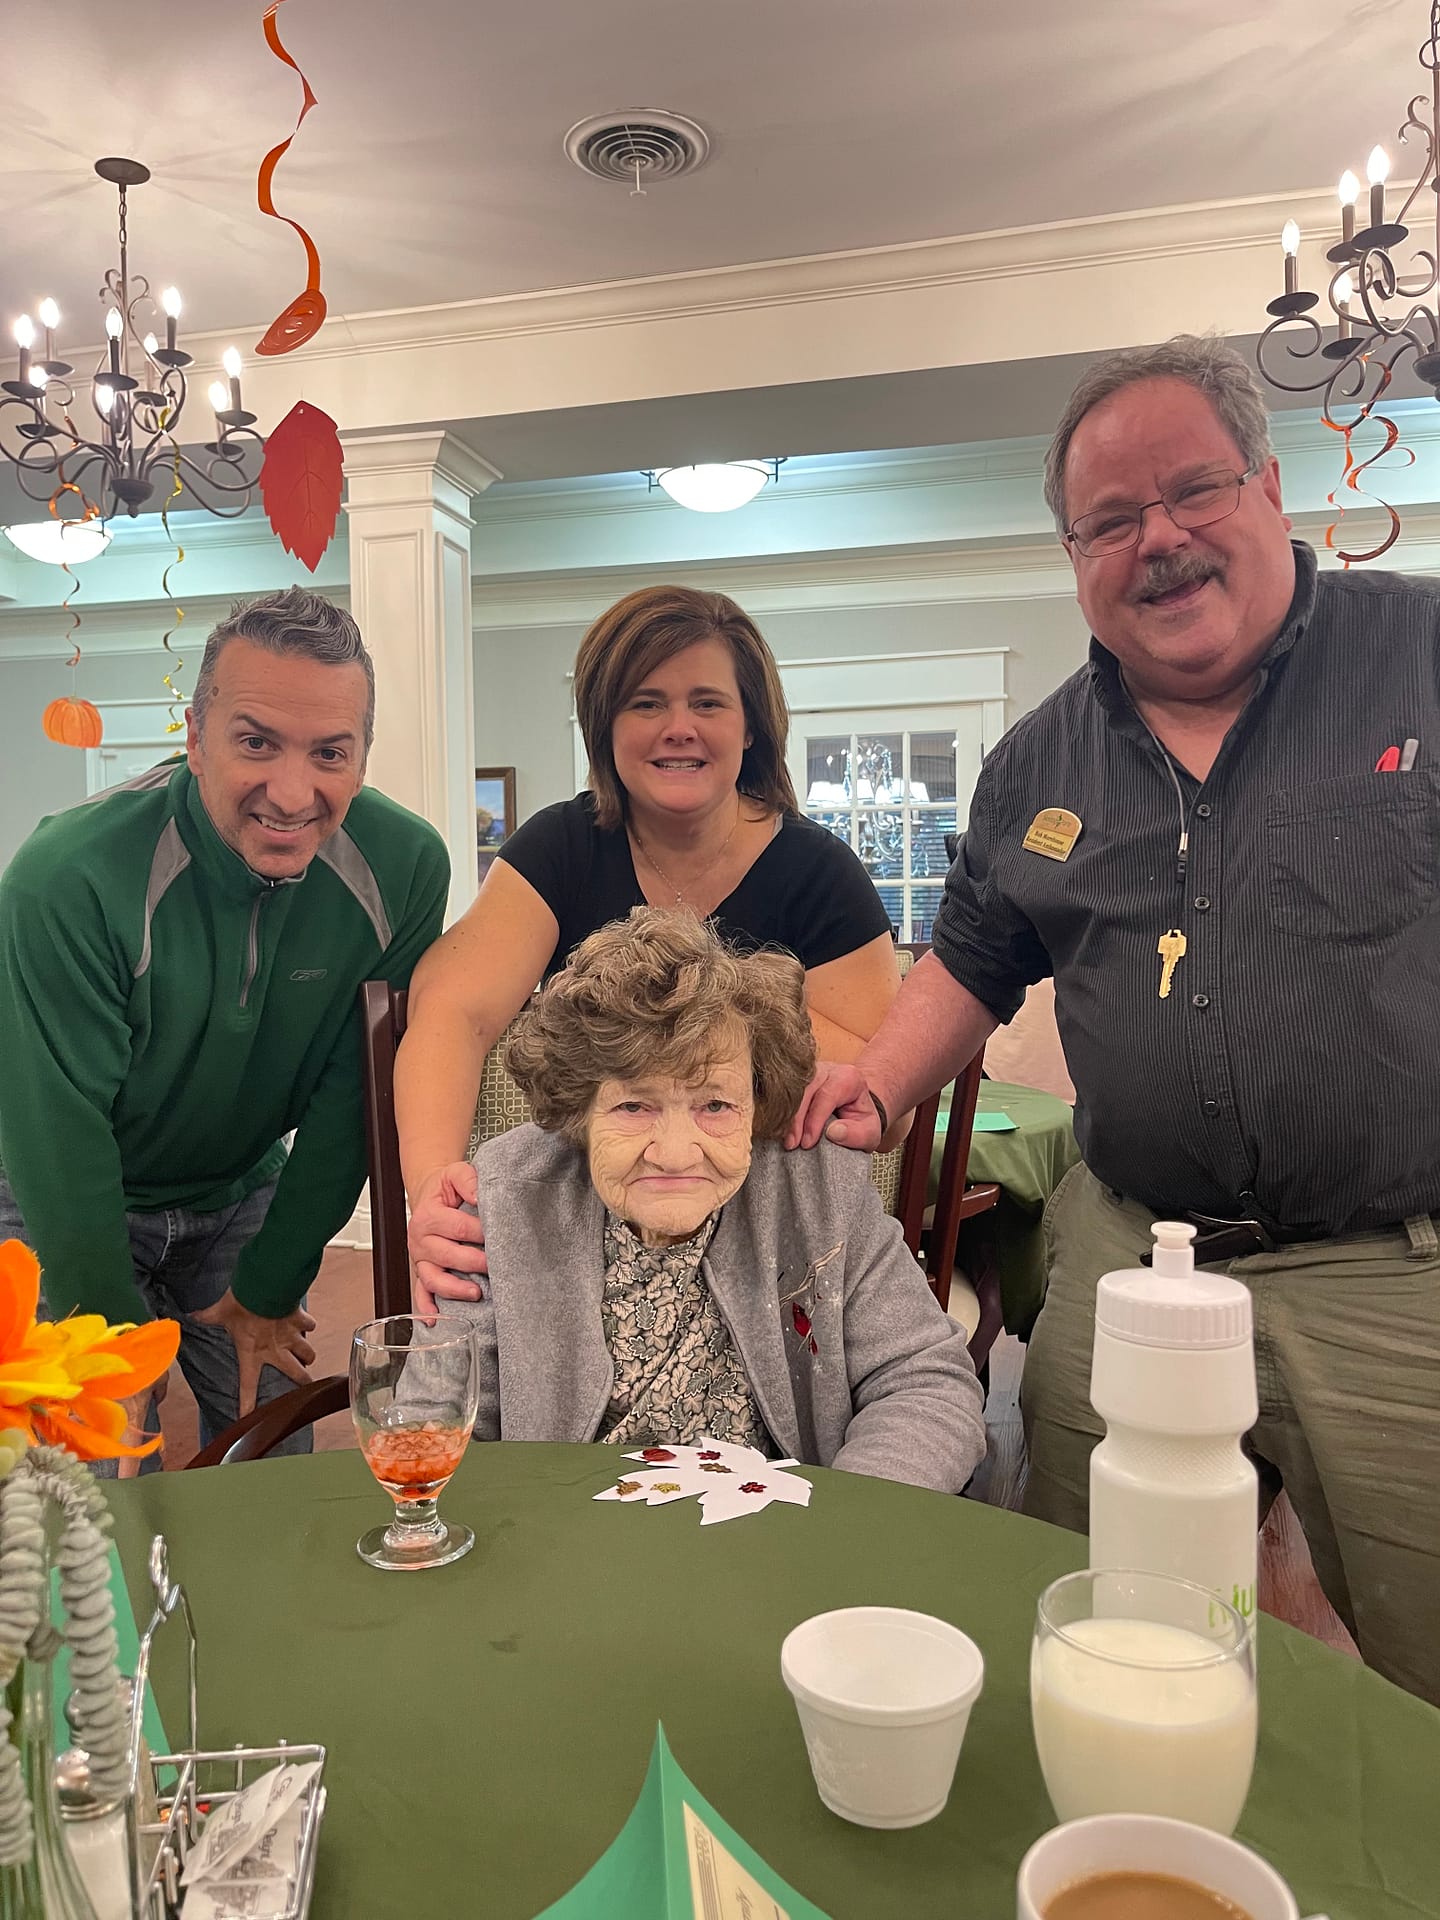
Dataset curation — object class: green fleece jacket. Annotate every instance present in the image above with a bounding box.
[0,760,448,1322]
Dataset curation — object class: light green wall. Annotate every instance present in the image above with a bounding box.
[0,650,175,870]
[471,594,1092,827]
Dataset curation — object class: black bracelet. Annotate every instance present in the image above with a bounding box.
[868,1089,890,1137]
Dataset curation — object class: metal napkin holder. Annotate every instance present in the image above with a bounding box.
[122,1534,328,1919]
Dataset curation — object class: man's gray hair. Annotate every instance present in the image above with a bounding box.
[1042,334,1274,533]
[191,587,375,752]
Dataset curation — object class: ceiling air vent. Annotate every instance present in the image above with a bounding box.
[563,110,711,187]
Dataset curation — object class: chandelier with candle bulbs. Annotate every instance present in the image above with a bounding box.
[1258,1,1440,557]
[0,159,262,525]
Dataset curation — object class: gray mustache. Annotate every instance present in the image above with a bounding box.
[1134,553,1220,603]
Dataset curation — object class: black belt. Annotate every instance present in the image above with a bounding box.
[1142,1211,1332,1266]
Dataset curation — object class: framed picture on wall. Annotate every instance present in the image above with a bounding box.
[476,767,518,881]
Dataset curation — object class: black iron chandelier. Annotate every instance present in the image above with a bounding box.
[1258,1,1440,556]
[1,159,263,521]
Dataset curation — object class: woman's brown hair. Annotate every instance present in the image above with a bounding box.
[572,585,797,831]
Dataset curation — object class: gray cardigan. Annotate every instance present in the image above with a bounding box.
[460,1127,987,1495]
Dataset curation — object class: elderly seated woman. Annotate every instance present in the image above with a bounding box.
[456,908,985,1493]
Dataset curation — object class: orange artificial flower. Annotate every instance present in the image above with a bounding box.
[0,1240,180,1461]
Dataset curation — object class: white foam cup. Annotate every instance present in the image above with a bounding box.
[780,1606,984,1828]
[1016,1813,1332,1920]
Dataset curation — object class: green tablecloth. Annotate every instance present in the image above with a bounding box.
[930,1079,1080,1336]
[107,1448,1440,1920]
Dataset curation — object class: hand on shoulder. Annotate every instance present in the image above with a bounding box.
[408,1162,488,1315]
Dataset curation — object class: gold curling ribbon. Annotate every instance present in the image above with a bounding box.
[48,482,102,672]
[159,450,187,730]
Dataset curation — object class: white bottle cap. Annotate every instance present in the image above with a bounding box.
[1095,1220,1253,1350]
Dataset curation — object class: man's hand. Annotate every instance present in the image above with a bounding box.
[785,1063,885,1153]
[116,1368,170,1482]
[408,1162,488,1316]
[192,1290,316,1418]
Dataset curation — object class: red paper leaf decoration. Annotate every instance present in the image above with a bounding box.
[259,402,343,572]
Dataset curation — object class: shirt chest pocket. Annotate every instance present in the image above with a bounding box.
[1267,771,1438,943]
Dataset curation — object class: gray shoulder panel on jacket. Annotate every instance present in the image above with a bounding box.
[316,829,392,950]
[135,817,192,979]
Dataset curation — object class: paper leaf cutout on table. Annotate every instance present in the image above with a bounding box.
[259,402,343,571]
[254,0,327,354]
[594,1439,813,1526]
[536,1724,832,1920]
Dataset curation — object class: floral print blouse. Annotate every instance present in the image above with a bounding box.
[598,1213,770,1452]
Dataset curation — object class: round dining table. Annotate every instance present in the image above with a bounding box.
[108,1447,1440,1920]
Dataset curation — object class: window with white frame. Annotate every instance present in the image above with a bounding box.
[778,650,1007,944]
[801,710,976,942]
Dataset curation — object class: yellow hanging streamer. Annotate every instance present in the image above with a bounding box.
[47,481,102,676]
[159,450,187,731]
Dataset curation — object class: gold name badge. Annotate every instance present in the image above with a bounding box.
[1022,807,1082,862]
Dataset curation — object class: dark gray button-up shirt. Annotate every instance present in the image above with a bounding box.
[932,542,1440,1234]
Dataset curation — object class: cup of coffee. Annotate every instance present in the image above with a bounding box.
[1016,1813,1331,1920]
[780,1606,983,1828]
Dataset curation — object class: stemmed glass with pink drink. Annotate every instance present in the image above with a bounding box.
[350,1315,479,1571]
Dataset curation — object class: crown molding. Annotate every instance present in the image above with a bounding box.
[472,542,1077,628]
[0,185,1380,386]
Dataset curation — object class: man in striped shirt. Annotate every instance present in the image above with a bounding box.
[791,335,1440,1704]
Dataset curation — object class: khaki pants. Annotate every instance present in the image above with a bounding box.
[1021,1163,1440,1707]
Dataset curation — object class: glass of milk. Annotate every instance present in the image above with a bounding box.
[1031,1568,1257,1835]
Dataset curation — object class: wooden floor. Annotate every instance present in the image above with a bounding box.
[162,1250,1358,1659]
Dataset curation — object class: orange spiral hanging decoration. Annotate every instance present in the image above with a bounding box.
[254,0,327,355]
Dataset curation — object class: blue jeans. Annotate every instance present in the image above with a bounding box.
[0,1173,311,1473]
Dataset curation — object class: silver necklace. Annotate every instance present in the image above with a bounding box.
[632,811,740,905]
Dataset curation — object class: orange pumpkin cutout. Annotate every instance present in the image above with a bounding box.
[42,696,104,749]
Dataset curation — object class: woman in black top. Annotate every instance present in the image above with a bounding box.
[396,585,899,1310]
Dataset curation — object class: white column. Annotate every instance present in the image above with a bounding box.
[342,430,501,926]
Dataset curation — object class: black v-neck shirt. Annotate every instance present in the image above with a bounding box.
[501,792,892,978]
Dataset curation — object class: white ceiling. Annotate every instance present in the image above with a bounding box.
[1,0,1423,341]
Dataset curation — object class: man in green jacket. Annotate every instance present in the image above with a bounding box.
[0,587,449,1463]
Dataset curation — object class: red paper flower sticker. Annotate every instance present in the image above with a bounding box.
[697,1449,721,1461]
[641,1447,676,1462]
[740,1482,767,1494]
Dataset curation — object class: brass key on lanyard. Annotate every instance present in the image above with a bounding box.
[1157,928,1186,999]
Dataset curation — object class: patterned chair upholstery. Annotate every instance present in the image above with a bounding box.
[465,1009,536,1160]
[866,945,914,1215]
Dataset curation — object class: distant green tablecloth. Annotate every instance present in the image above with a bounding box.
[108,1448,1440,1920]
[929,1079,1080,1336]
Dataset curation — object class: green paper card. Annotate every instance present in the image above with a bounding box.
[537,1725,832,1919]
[973,1111,1017,1132]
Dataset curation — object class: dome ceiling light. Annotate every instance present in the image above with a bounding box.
[647,460,784,513]
[4,518,112,564]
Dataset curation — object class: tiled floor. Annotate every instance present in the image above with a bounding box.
[162,1248,1358,1659]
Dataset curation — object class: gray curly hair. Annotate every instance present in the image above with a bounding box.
[1043,334,1274,533]
[191,587,375,753]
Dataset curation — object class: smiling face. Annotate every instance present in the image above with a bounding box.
[1062,378,1297,705]
[585,1039,755,1245]
[609,638,752,824]
[186,637,369,878]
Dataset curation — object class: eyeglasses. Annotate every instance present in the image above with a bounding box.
[1065,465,1258,558]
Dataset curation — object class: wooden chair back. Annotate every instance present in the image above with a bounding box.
[360,980,414,1318]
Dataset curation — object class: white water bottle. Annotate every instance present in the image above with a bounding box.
[1088,1221,1259,1627]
